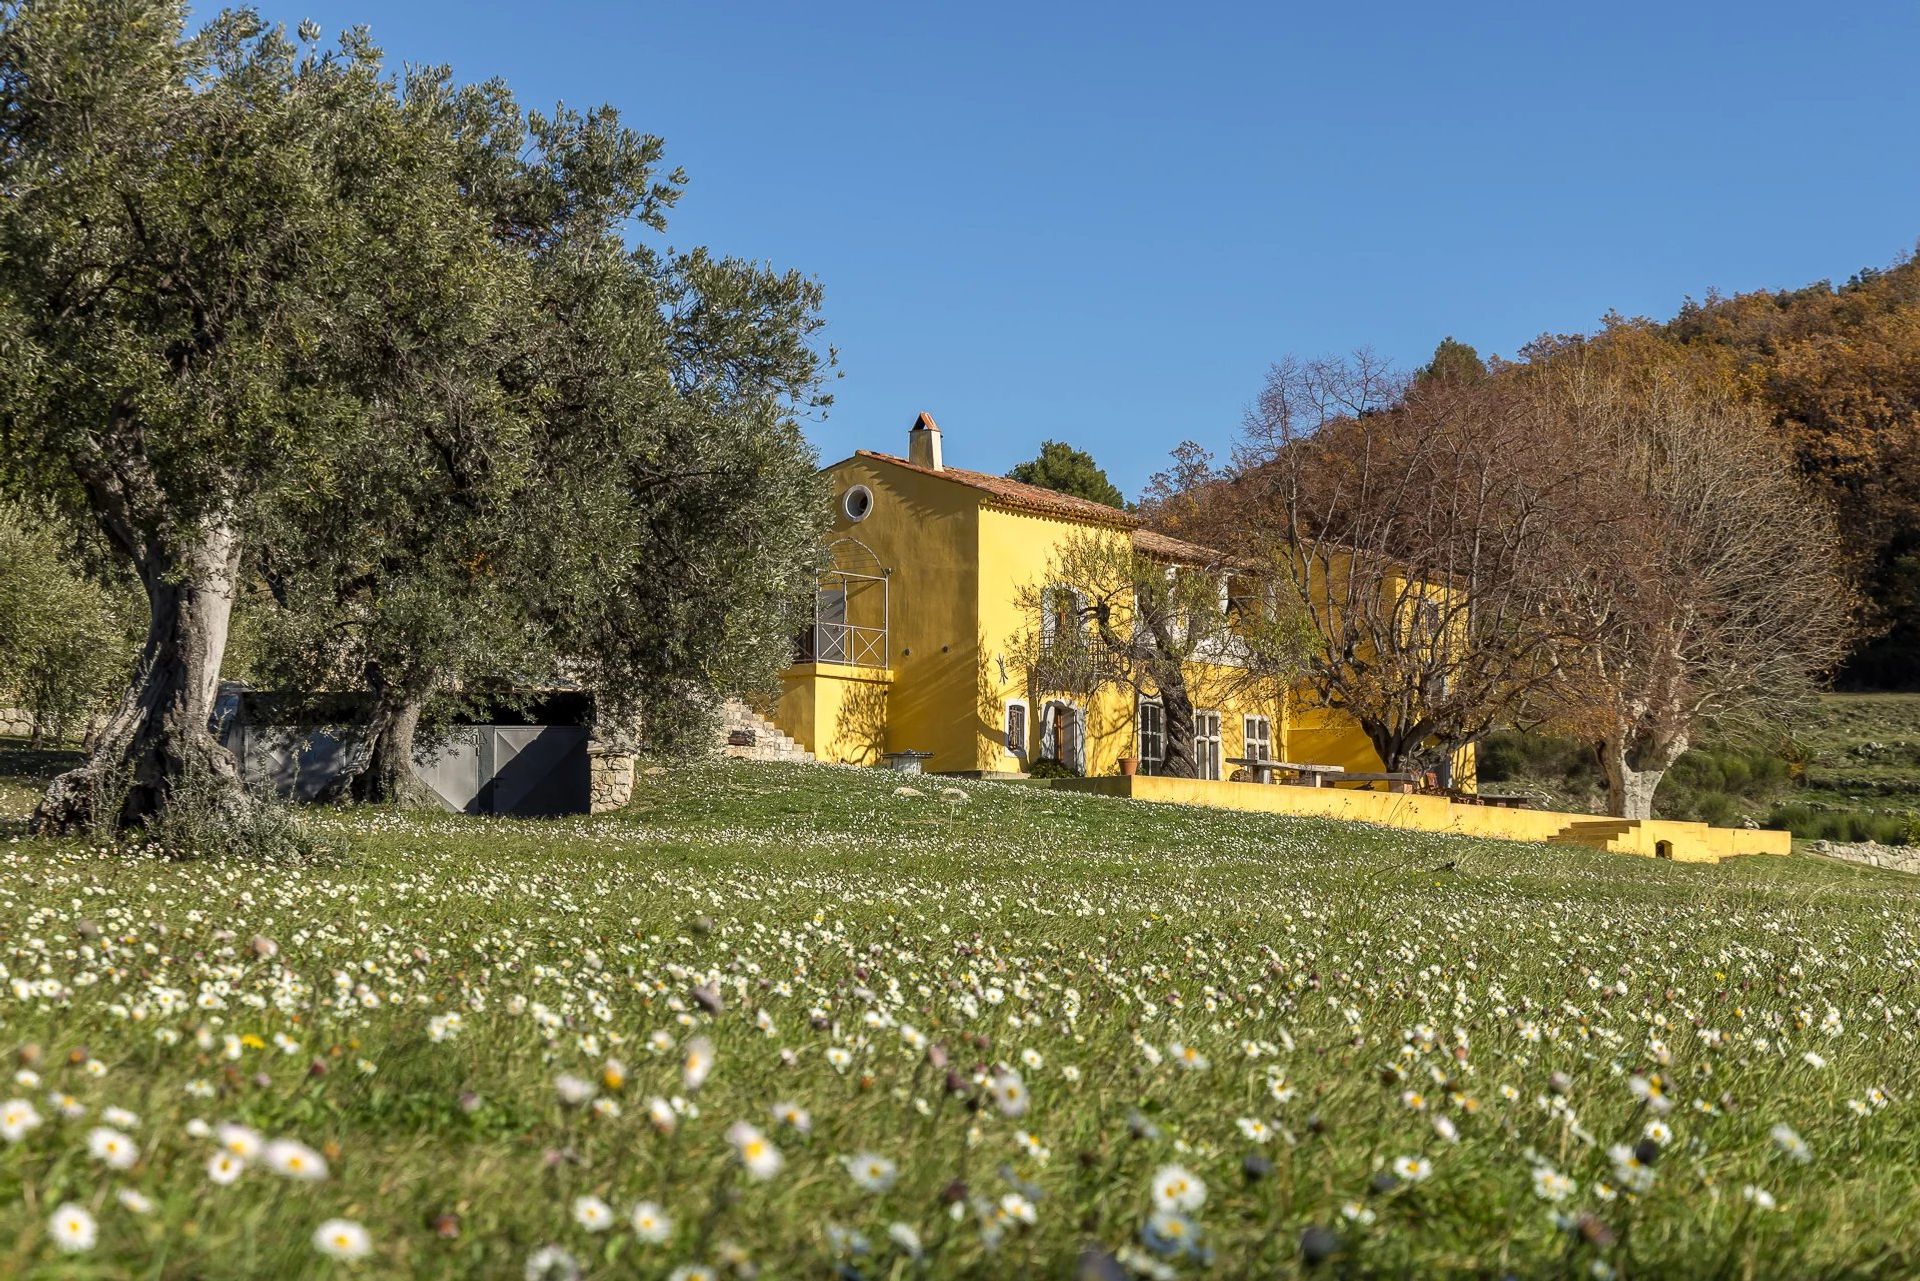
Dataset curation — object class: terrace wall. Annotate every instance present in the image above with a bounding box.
[1052,775,1791,863]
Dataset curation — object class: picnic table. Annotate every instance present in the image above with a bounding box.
[1225,758,1347,787]
[1325,770,1421,794]
[1450,789,1535,809]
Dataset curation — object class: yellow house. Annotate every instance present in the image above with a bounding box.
[776,413,1392,780]
[763,413,1792,865]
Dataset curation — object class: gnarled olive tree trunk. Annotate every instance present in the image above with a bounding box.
[35,517,243,834]
[312,664,428,806]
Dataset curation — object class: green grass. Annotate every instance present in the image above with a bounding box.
[2,750,1919,1278]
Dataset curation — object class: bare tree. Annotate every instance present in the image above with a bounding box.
[1210,356,1595,775]
[1524,341,1856,817]
[1009,528,1312,777]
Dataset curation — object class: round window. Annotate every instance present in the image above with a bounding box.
[842,484,874,522]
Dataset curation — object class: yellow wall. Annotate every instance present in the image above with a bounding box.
[1055,775,1791,863]
[973,505,1294,777]
[777,663,893,765]
[798,457,982,770]
[791,455,1387,781]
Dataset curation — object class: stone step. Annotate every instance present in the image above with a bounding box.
[716,698,817,764]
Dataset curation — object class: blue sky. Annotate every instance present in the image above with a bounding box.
[219,1,1920,497]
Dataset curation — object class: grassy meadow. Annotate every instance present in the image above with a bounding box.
[2,745,1919,1278]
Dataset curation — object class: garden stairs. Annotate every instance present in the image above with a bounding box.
[1548,819,1642,853]
[718,699,816,764]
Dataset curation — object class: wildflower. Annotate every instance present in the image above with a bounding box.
[1237,1117,1273,1144]
[666,1267,716,1281]
[1607,1144,1655,1193]
[1644,1120,1672,1144]
[1432,1115,1459,1144]
[116,1189,155,1215]
[102,1106,139,1128]
[1770,1123,1812,1164]
[554,1074,596,1107]
[1802,1051,1827,1070]
[1340,1200,1376,1225]
[1169,1042,1210,1071]
[571,1196,614,1232]
[999,1192,1037,1225]
[826,1046,853,1071]
[1743,1184,1778,1211]
[2,1098,43,1142]
[1142,1210,1200,1257]
[1532,1166,1574,1201]
[845,1152,899,1193]
[312,1218,372,1260]
[263,1138,329,1181]
[1151,1164,1206,1212]
[1627,1074,1673,1116]
[216,1123,263,1159]
[682,1037,715,1091]
[88,1126,140,1170]
[525,1245,583,1281]
[771,1101,812,1133]
[726,1122,784,1180]
[49,1203,97,1253]
[207,1151,246,1184]
[1391,1156,1432,1183]
[601,1059,628,1091]
[888,1222,924,1257]
[631,1201,672,1243]
[989,1069,1030,1118]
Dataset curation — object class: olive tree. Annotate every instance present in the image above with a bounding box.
[0,2,516,830]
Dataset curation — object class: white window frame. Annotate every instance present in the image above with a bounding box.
[1003,699,1029,758]
[1137,699,1165,774]
[1243,714,1273,763]
[1194,709,1223,781]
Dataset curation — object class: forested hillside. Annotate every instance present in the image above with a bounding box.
[1665,251,1920,687]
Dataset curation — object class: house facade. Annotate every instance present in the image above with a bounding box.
[775,413,1410,780]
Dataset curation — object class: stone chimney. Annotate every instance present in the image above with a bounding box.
[908,411,943,471]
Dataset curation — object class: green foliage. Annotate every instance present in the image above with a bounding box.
[1767,803,1919,847]
[1007,439,1128,509]
[1024,755,1083,779]
[1415,336,1487,385]
[135,752,339,861]
[0,502,138,743]
[1476,730,1797,823]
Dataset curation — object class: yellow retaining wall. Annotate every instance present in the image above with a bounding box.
[1051,775,1791,863]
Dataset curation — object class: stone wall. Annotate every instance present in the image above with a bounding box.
[1811,840,1920,875]
[587,745,635,813]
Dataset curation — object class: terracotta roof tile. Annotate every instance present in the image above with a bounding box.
[1131,527,1259,569]
[855,450,1139,527]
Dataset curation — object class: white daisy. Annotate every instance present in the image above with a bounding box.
[630,1201,672,1243]
[571,1196,613,1232]
[312,1218,372,1259]
[49,1203,97,1252]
